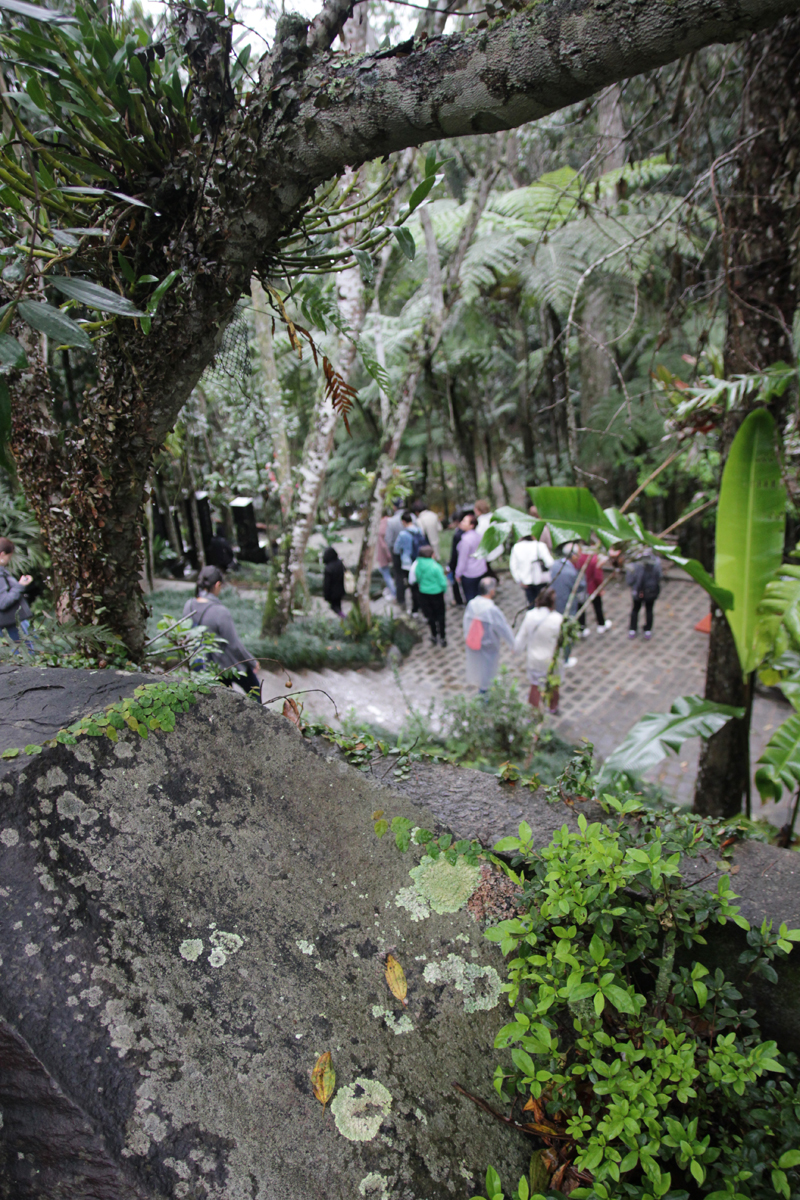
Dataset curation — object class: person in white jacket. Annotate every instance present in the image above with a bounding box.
[509,535,553,608]
[514,587,563,714]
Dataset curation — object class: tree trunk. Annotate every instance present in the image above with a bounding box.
[251,278,293,519]
[694,13,800,816]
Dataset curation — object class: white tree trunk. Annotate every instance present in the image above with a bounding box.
[250,277,293,518]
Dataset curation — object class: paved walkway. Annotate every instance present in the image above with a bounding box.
[255,570,792,826]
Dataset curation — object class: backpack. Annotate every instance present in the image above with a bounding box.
[409,528,428,561]
[466,618,484,650]
[638,558,661,600]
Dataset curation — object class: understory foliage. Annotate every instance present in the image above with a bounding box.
[469,756,800,1200]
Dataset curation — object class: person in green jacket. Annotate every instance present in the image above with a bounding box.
[413,546,448,646]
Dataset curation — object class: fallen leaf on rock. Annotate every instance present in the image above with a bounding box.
[529,1148,551,1193]
[385,954,407,1006]
[311,1051,335,1110]
[283,697,301,727]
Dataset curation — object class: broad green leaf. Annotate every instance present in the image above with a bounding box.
[17,299,91,349]
[779,1150,800,1169]
[600,694,745,779]
[57,185,151,208]
[715,409,786,675]
[0,333,27,368]
[755,710,800,803]
[602,983,637,1013]
[50,276,145,317]
[754,560,800,665]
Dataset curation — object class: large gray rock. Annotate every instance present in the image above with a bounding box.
[0,684,531,1199]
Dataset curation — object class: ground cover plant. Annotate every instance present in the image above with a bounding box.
[374,745,800,1200]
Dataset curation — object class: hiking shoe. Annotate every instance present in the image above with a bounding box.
[565,656,578,668]
[598,620,613,632]
[628,630,637,638]
[581,628,591,638]
[644,630,652,640]
[440,638,447,647]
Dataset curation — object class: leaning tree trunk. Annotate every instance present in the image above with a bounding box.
[694,15,800,817]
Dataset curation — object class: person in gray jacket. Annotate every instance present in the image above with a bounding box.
[0,536,33,645]
[182,566,261,697]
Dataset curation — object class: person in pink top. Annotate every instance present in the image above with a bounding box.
[376,512,396,598]
[455,512,488,603]
[574,546,611,633]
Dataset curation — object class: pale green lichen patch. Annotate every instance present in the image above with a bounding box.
[394,886,430,922]
[296,939,315,956]
[371,1004,414,1035]
[179,938,204,962]
[0,828,19,848]
[210,930,243,955]
[359,1172,390,1199]
[409,855,482,914]
[423,954,503,1012]
[330,1077,392,1141]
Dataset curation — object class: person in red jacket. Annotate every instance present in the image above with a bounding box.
[574,546,612,634]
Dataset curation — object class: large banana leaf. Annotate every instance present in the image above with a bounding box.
[715,408,786,675]
[755,710,800,803]
[478,488,733,612]
[753,555,800,668]
[599,695,745,781]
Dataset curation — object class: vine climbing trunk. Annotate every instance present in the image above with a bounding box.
[693,13,800,817]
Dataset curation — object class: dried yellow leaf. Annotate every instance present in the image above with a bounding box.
[311,1051,335,1110]
[385,954,408,1006]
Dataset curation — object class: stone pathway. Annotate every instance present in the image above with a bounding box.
[256,570,793,826]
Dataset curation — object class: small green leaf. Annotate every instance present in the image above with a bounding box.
[390,225,416,260]
[353,249,374,284]
[778,1150,800,1169]
[1,746,20,759]
[17,300,92,349]
[374,818,389,838]
[407,174,436,213]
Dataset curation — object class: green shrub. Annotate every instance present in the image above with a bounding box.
[466,754,800,1200]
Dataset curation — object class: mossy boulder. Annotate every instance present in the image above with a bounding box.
[0,680,529,1199]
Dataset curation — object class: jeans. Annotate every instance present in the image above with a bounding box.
[461,576,482,603]
[379,565,396,596]
[630,596,655,633]
[392,552,405,606]
[3,620,33,651]
[524,583,545,609]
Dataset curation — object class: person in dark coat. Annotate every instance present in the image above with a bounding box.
[0,536,33,646]
[322,546,346,618]
[207,523,235,572]
[627,550,663,639]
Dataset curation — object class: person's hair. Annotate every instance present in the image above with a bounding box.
[412,499,425,514]
[322,546,339,564]
[473,498,490,516]
[0,537,14,555]
[195,565,224,596]
[478,576,496,596]
[417,545,433,558]
[536,587,556,609]
[464,513,478,529]
[402,511,413,523]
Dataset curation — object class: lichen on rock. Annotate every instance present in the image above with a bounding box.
[394,885,430,922]
[371,1004,414,1035]
[423,953,503,1012]
[330,1077,392,1141]
[409,854,482,914]
[179,937,203,961]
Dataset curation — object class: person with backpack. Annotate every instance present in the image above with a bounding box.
[395,511,427,615]
[514,586,563,713]
[411,545,448,646]
[627,550,663,639]
[463,577,515,693]
[182,566,261,697]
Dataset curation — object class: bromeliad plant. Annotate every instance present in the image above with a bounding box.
[472,783,800,1200]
